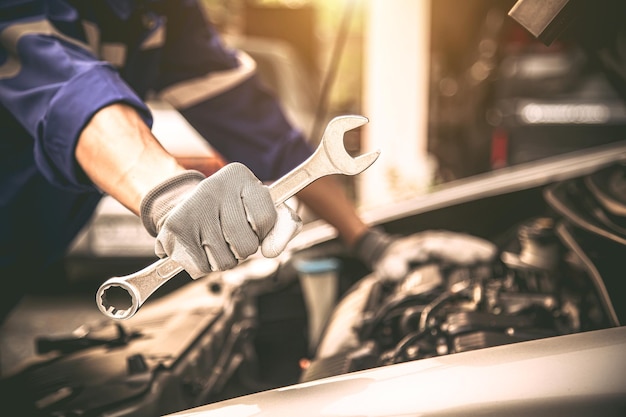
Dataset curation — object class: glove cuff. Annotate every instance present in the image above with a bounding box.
[352,227,394,269]
[140,170,205,237]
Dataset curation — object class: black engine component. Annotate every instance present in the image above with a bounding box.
[0,258,288,417]
[300,216,614,383]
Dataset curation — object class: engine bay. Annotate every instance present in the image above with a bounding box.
[1,157,624,416]
[301,215,616,382]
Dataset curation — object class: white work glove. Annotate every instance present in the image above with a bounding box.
[140,163,302,279]
[353,228,497,281]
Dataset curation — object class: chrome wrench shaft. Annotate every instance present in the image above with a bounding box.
[96,115,379,319]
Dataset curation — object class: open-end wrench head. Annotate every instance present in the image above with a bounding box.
[321,115,379,175]
[351,148,381,173]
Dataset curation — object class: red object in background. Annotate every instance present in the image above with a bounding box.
[176,155,227,178]
[491,127,509,169]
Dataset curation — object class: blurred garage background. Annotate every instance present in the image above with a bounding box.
[64,0,626,282]
[3,0,626,374]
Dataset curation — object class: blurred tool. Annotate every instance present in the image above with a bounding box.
[508,0,583,45]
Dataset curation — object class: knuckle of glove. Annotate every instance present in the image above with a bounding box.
[243,190,276,241]
[155,230,211,279]
[260,204,302,258]
[219,163,276,239]
[203,242,238,271]
[222,222,259,260]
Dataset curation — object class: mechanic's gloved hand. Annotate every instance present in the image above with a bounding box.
[140,163,302,279]
[353,228,497,281]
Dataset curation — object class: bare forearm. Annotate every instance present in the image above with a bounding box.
[296,175,368,247]
[75,103,186,215]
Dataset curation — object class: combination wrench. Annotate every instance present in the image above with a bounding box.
[96,115,380,320]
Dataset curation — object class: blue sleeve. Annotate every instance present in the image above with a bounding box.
[155,0,314,182]
[179,76,315,182]
[0,2,152,191]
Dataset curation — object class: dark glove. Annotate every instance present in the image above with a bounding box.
[354,228,497,280]
[140,163,302,278]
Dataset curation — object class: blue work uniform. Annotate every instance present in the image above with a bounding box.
[0,0,313,316]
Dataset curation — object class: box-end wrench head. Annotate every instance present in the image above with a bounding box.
[96,115,379,320]
[267,115,379,205]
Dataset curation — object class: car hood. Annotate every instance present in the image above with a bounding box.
[166,326,626,417]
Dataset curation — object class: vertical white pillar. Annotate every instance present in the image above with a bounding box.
[359,0,433,210]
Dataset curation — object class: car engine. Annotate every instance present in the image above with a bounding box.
[300,216,616,382]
